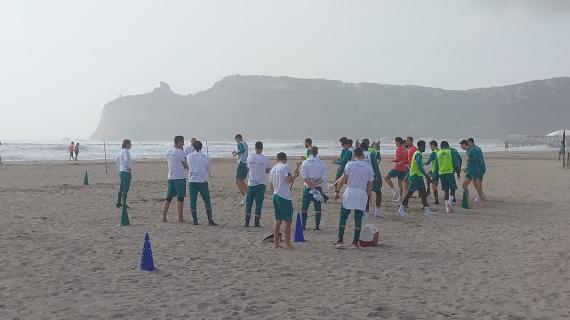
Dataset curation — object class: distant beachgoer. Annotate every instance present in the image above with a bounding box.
[397,140,433,216]
[162,136,188,223]
[435,141,458,213]
[301,146,328,230]
[424,140,440,205]
[355,139,361,149]
[232,134,249,205]
[384,137,407,201]
[559,141,565,162]
[333,147,374,248]
[504,142,509,152]
[269,152,299,250]
[244,141,271,227]
[74,143,80,160]
[468,138,486,202]
[187,140,217,226]
[68,141,75,161]
[115,139,132,208]
[360,140,383,218]
[304,138,312,159]
[184,137,197,155]
[333,137,352,181]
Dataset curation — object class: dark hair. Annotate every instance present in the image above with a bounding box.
[122,139,131,148]
[395,137,403,144]
[417,140,426,149]
[429,140,438,147]
[255,141,263,150]
[360,140,369,149]
[174,136,184,145]
[440,141,450,149]
[235,134,243,140]
[309,146,318,156]
[362,138,370,145]
[339,137,349,144]
[347,139,353,146]
[467,138,475,144]
[277,152,287,161]
[193,140,203,151]
[460,139,468,146]
[353,147,363,157]
[304,138,312,145]
[71,141,74,144]
[407,136,414,142]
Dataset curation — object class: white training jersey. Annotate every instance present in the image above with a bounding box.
[116,148,132,172]
[166,147,187,180]
[269,162,292,200]
[186,151,210,183]
[247,154,271,186]
[342,160,374,211]
[301,155,327,188]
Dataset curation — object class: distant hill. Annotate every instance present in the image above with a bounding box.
[91,76,570,140]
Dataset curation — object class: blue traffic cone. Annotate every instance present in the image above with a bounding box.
[140,233,156,271]
[293,212,305,242]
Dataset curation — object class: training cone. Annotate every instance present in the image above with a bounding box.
[293,212,305,242]
[83,170,89,185]
[461,191,470,209]
[120,205,130,226]
[140,233,156,272]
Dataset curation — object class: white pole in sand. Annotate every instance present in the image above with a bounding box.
[103,139,108,174]
[206,139,212,177]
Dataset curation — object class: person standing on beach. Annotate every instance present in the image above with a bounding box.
[424,140,440,204]
[449,144,463,202]
[300,146,328,230]
[162,136,188,223]
[187,140,217,226]
[244,141,271,227]
[269,152,299,249]
[304,138,313,159]
[115,139,132,208]
[403,136,418,195]
[333,147,374,247]
[232,134,249,205]
[360,140,383,218]
[460,139,483,206]
[435,141,457,213]
[333,137,353,182]
[468,138,486,202]
[184,137,197,155]
[559,141,565,162]
[384,137,407,201]
[397,140,433,216]
[74,143,80,161]
[68,141,74,161]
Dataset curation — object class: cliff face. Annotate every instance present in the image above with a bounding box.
[91,75,570,140]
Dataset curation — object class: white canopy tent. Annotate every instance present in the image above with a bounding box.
[546,130,570,137]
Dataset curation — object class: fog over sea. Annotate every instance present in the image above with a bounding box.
[0,138,555,162]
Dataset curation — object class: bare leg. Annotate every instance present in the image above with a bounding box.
[473,180,484,204]
[273,221,282,249]
[162,200,171,222]
[177,200,186,223]
[384,175,394,189]
[398,180,404,198]
[432,182,439,204]
[284,221,293,250]
[236,180,247,196]
[375,191,382,209]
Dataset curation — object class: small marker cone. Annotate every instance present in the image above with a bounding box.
[461,191,470,209]
[293,212,305,242]
[83,170,89,185]
[140,233,156,271]
[120,206,130,226]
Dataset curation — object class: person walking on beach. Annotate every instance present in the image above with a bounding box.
[244,141,271,227]
[468,138,486,202]
[360,140,383,218]
[68,141,74,161]
[333,137,353,181]
[424,140,440,204]
[403,136,417,196]
[162,136,188,223]
[74,143,80,161]
[559,141,565,162]
[435,141,458,213]
[449,143,463,202]
[115,139,132,208]
[232,134,249,205]
[187,140,217,226]
[397,140,433,216]
[460,139,484,206]
[333,147,374,248]
[269,152,299,250]
[300,146,328,231]
[384,137,407,201]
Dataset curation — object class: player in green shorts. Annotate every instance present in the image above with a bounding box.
[232,134,249,205]
[384,137,408,201]
[424,140,440,204]
[397,140,433,216]
[269,152,299,250]
[460,139,482,206]
[435,141,457,213]
[162,136,188,223]
[360,140,383,218]
[468,138,486,202]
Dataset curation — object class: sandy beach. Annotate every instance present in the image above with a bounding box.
[1,151,569,319]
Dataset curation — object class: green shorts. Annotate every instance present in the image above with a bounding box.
[430,172,439,183]
[236,162,248,180]
[408,176,426,193]
[119,171,132,193]
[439,173,457,192]
[388,169,407,181]
[272,194,293,222]
[465,166,482,181]
[166,178,187,200]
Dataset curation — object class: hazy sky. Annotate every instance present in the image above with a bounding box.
[1,0,569,140]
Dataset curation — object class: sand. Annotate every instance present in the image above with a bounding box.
[1,152,569,319]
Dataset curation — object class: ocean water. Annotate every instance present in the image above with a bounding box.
[0,138,556,162]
